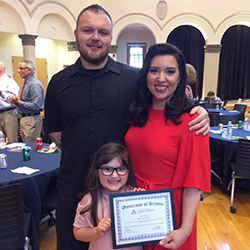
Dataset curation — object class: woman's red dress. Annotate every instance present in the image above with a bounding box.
[125,109,211,250]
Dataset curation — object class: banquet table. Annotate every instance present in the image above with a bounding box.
[209,126,250,192]
[207,108,241,116]
[0,142,61,250]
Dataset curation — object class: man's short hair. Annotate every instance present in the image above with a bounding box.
[76,4,113,30]
[20,60,36,75]
[207,91,215,96]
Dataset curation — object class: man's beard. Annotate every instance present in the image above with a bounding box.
[77,42,109,65]
[79,50,108,65]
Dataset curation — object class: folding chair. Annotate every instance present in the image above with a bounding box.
[233,104,247,121]
[227,139,250,213]
[0,184,31,250]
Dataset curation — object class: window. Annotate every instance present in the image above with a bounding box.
[127,43,146,68]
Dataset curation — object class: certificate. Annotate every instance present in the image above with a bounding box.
[109,189,176,249]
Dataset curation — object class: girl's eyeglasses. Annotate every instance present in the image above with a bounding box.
[98,166,128,176]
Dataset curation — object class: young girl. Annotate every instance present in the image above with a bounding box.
[73,142,143,250]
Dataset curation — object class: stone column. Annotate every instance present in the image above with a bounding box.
[109,45,118,61]
[202,44,222,98]
[18,34,38,76]
[67,41,79,62]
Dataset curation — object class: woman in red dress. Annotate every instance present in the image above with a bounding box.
[125,43,211,250]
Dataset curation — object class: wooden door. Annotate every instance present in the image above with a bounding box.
[12,57,48,95]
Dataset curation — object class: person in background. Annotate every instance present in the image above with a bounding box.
[206,91,222,104]
[73,142,143,250]
[125,43,211,250]
[10,60,44,142]
[185,63,196,99]
[0,61,20,142]
[44,4,209,250]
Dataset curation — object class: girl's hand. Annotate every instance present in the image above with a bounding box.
[96,217,111,237]
[158,228,190,250]
[130,187,146,192]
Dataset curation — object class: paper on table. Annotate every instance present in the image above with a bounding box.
[11,166,39,175]
[210,130,223,134]
[5,143,26,148]
[246,136,250,140]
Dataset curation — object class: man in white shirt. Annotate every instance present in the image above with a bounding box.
[0,61,20,142]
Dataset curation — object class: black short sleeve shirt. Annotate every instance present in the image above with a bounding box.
[44,57,139,205]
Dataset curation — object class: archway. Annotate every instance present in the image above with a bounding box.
[167,25,205,99]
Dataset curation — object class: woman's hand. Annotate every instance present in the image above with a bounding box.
[189,106,210,136]
[158,227,190,249]
[159,188,201,249]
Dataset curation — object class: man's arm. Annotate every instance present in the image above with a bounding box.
[49,131,62,150]
[18,83,43,111]
[188,106,210,136]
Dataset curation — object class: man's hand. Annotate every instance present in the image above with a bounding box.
[49,132,62,150]
[188,106,210,136]
[10,94,19,104]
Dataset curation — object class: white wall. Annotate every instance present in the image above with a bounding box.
[0,33,78,82]
[1,0,250,93]
[0,32,23,78]
[117,29,155,64]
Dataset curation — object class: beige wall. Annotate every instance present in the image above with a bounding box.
[1,0,250,96]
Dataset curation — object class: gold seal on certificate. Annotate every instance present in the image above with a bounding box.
[109,189,176,249]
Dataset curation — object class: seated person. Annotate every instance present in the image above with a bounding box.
[185,63,197,99]
[206,91,222,103]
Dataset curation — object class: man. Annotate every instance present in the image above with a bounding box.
[44,4,210,250]
[0,61,20,142]
[10,60,44,142]
[206,91,222,104]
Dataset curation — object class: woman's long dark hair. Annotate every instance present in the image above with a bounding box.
[127,43,195,127]
[79,142,136,226]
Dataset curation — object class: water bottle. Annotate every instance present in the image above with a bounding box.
[0,131,5,144]
[244,117,249,130]
[227,121,233,139]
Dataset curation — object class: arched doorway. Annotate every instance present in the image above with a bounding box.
[167,25,205,99]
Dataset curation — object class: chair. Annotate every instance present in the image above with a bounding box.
[199,100,209,108]
[207,102,222,109]
[208,111,220,126]
[200,154,222,201]
[213,114,239,125]
[0,184,31,250]
[233,104,247,121]
[222,99,228,108]
[41,176,58,227]
[227,139,250,213]
[211,155,223,185]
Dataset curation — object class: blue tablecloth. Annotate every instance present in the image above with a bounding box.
[0,142,61,250]
[209,126,250,192]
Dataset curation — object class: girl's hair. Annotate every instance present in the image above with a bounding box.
[80,142,136,226]
[127,43,195,127]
